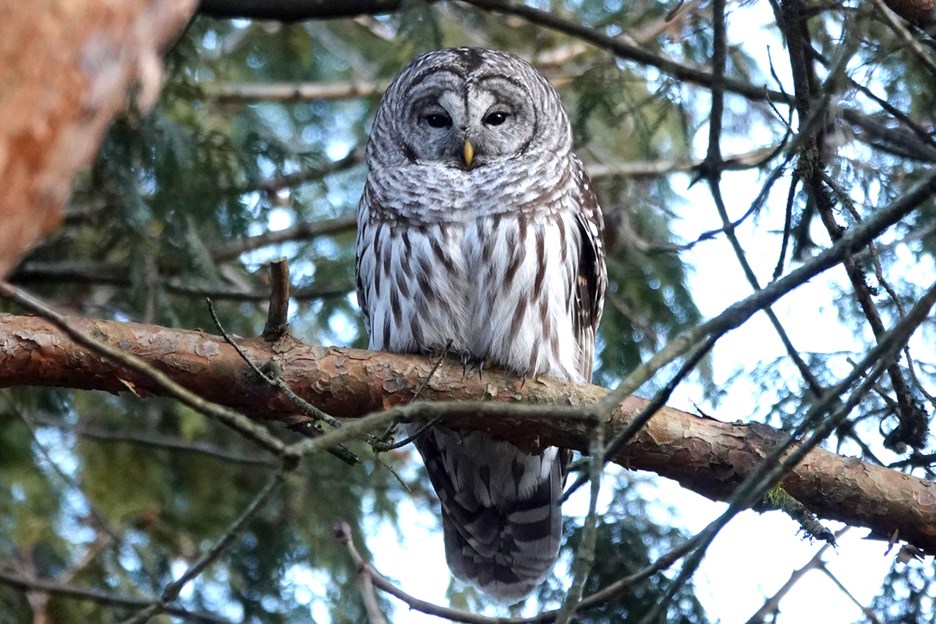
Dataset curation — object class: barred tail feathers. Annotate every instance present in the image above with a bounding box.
[415,428,566,603]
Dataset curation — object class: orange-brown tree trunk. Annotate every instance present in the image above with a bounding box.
[0,0,196,276]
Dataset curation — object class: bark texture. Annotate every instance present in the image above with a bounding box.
[1,312,934,554]
[0,0,197,276]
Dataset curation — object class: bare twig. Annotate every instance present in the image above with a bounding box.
[31,416,279,468]
[10,261,353,301]
[333,521,389,624]
[743,529,847,624]
[211,215,357,262]
[817,563,884,624]
[209,79,391,104]
[0,570,231,624]
[205,295,358,465]
[555,420,604,623]
[119,471,284,624]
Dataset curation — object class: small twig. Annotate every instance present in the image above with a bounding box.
[817,562,884,624]
[56,533,115,586]
[119,471,284,624]
[333,345,457,494]
[743,528,847,624]
[31,416,280,468]
[411,341,454,404]
[334,520,518,624]
[211,215,357,261]
[758,486,837,546]
[262,258,291,341]
[371,341,454,453]
[372,416,447,452]
[556,420,605,623]
[0,570,230,624]
[206,296,359,465]
[206,296,337,427]
[333,520,388,624]
[10,261,352,302]
[773,174,800,280]
[12,407,125,547]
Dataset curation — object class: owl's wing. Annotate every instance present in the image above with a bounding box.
[355,184,374,337]
[571,161,607,384]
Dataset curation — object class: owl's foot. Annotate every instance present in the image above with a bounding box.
[518,371,540,388]
[461,353,487,381]
[425,340,454,364]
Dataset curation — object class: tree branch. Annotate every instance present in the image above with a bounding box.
[0,570,231,624]
[1,313,934,554]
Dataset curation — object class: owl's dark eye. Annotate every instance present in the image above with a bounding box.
[483,112,508,126]
[425,113,452,128]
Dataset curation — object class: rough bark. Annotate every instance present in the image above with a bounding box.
[0,0,197,277]
[1,313,934,555]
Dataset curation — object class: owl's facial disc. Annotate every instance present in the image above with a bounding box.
[465,76,536,165]
[402,72,536,169]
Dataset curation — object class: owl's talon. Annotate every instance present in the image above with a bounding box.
[461,355,487,380]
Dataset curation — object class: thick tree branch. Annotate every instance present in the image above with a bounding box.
[1,313,934,554]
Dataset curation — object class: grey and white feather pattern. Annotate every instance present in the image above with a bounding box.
[356,47,606,603]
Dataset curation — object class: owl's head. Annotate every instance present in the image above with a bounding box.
[368,48,572,170]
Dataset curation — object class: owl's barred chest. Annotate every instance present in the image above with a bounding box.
[359,210,584,382]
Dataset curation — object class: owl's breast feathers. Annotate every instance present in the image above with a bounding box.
[357,156,598,381]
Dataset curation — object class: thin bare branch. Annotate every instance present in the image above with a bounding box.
[0,570,231,624]
[743,529,846,624]
[119,471,283,624]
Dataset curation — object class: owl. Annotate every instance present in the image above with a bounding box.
[356,47,606,603]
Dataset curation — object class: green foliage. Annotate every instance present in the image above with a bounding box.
[870,561,936,624]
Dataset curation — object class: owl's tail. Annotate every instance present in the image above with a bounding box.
[415,428,566,604]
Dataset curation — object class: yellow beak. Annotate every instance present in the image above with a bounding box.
[462,139,474,169]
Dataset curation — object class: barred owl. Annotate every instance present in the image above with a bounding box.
[356,48,606,603]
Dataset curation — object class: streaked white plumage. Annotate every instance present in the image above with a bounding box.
[356,47,606,602]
